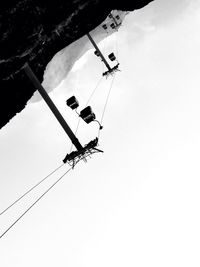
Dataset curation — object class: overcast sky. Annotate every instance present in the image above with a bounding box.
[1,0,200,266]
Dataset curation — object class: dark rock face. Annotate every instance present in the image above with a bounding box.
[0,0,153,129]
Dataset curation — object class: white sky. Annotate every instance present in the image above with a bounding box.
[1,1,200,266]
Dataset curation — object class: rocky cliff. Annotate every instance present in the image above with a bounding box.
[0,0,153,129]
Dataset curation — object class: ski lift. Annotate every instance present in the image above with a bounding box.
[80,106,96,124]
[66,96,79,110]
[94,50,100,57]
[108,52,116,62]
[102,24,107,30]
[23,63,103,170]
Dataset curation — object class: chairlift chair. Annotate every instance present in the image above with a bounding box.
[110,23,115,29]
[108,52,116,61]
[66,96,79,110]
[102,24,107,30]
[80,106,96,124]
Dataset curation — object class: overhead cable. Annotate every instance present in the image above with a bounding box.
[0,167,72,239]
[0,163,65,216]
[98,73,116,139]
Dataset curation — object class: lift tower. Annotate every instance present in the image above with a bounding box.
[23,63,83,151]
[87,32,119,77]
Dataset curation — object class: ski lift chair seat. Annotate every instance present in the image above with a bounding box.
[66,96,79,110]
[80,106,96,124]
[108,52,116,61]
[110,23,115,29]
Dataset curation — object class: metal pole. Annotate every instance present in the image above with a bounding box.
[23,63,83,151]
[87,32,112,72]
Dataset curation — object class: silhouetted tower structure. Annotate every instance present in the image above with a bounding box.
[23,63,83,151]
